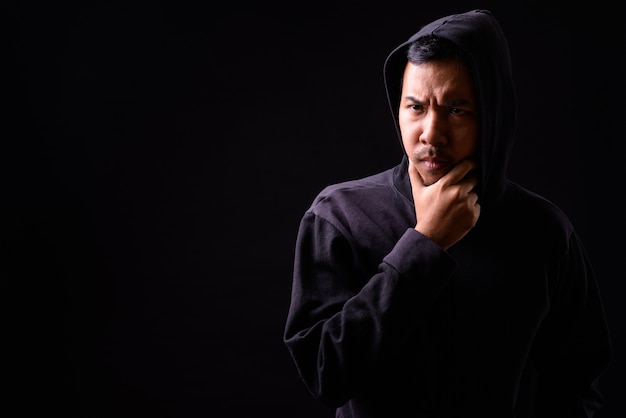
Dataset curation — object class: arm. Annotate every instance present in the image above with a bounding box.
[283,212,457,407]
[531,232,612,417]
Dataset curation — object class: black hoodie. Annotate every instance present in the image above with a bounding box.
[284,9,611,418]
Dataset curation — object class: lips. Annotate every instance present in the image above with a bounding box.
[420,158,449,171]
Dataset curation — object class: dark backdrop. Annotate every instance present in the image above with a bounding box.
[5,1,624,417]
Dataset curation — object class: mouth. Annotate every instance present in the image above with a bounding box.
[419,158,449,172]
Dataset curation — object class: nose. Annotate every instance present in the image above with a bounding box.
[419,110,447,147]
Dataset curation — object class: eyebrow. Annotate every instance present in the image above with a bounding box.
[403,95,472,107]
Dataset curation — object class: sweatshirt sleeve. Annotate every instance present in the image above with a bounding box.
[283,211,457,407]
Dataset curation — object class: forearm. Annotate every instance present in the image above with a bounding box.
[284,225,457,406]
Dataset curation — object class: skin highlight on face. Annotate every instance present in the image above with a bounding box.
[398,59,479,186]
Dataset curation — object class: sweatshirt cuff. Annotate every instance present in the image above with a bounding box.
[383,228,457,278]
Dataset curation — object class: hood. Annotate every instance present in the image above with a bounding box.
[383,9,516,206]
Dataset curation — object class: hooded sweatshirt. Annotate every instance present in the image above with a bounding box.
[284,9,611,418]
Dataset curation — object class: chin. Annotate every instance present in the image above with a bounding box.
[418,172,445,186]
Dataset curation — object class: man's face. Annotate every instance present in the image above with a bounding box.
[398,59,479,186]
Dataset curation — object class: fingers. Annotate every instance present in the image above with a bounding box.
[409,159,477,189]
[439,159,476,187]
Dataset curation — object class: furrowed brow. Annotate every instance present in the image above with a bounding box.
[442,98,471,107]
[403,95,423,104]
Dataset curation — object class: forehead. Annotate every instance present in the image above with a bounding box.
[401,60,475,101]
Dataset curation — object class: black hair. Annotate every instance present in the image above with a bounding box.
[395,36,469,108]
[406,35,466,65]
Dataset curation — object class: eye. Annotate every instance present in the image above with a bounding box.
[410,104,425,112]
[449,107,465,115]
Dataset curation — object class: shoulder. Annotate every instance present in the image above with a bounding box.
[497,180,576,237]
[311,167,398,211]
[303,166,412,235]
[299,165,413,258]
[505,180,570,215]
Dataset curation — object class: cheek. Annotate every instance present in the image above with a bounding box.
[400,129,419,156]
[459,132,479,156]
[399,115,419,146]
[398,109,412,132]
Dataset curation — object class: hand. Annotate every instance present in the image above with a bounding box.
[408,159,481,249]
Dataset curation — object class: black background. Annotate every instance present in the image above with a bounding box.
[5,1,625,417]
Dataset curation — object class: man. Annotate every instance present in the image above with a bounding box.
[283,9,611,417]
